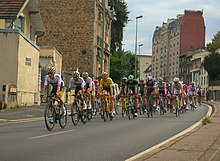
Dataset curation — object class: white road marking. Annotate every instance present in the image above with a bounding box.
[30,129,76,139]
[0,117,44,125]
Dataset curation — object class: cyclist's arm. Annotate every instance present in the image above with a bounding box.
[41,75,49,95]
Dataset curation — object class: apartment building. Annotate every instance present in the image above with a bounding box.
[190,49,209,91]
[0,0,45,107]
[152,10,205,82]
[137,55,151,79]
[37,0,113,78]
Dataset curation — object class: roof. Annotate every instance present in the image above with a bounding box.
[0,0,26,19]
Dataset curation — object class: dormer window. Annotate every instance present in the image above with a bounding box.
[13,16,25,32]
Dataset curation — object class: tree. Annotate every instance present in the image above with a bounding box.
[206,31,220,53]
[203,31,220,81]
[109,0,129,53]
[110,49,137,83]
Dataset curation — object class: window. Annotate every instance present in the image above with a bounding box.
[13,16,25,32]
[25,58,31,66]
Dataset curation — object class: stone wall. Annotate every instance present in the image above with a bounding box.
[37,0,95,75]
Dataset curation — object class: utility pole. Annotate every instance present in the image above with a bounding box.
[134,15,143,78]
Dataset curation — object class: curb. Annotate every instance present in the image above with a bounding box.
[126,103,213,161]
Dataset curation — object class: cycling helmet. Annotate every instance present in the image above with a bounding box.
[147,76,153,81]
[128,75,134,80]
[73,71,80,78]
[139,77,144,82]
[173,77,179,82]
[158,77,163,81]
[83,72,88,78]
[102,72,108,77]
[48,66,56,74]
[122,77,127,80]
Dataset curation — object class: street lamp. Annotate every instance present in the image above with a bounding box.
[138,44,143,78]
[134,15,143,78]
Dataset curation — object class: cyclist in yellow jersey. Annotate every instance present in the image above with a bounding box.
[99,72,115,117]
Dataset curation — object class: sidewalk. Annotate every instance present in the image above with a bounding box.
[129,101,220,161]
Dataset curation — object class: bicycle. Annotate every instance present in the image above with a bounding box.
[100,90,113,122]
[127,90,136,119]
[146,94,154,117]
[138,95,147,115]
[190,95,196,111]
[44,94,67,131]
[159,94,166,115]
[83,92,93,122]
[120,95,131,120]
[70,92,87,126]
[173,94,181,117]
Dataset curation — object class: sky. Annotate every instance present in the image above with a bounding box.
[122,0,220,55]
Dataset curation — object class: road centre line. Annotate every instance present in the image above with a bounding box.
[30,129,76,140]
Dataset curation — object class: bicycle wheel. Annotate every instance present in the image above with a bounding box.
[87,109,93,121]
[71,102,79,126]
[59,105,67,129]
[80,110,87,124]
[44,104,55,131]
[126,106,131,120]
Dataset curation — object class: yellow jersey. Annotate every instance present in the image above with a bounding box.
[100,78,114,89]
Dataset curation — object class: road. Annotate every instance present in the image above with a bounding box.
[0,105,208,161]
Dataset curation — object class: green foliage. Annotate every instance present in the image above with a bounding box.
[202,116,212,125]
[203,31,220,81]
[110,49,138,83]
[206,31,220,53]
[203,52,220,81]
[109,0,129,53]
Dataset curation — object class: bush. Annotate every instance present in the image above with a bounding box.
[202,116,212,125]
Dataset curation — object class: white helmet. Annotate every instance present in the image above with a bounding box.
[173,77,179,82]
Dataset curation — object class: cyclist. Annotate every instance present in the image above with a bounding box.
[189,81,197,108]
[119,77,127,96]
[41,66,65,115]
[138,77,147,113]
[157,77,167,112]
[114,83,120,112]
[99,72,115,117]
[197,85,202,105]
[146,76,157,112]
[171,78,183,114]
[182,82,189,110]
[124,75,139,117]
[82,72,93,110]
[68,71,86,109]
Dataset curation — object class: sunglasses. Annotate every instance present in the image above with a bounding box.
[48,73,52,75]
[73,77,77,79]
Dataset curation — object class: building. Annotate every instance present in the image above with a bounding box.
[137,55,151,79]
[37,0,113,78]
[0,0,45,107]
[190,49,209,91]
[152,10,205,82]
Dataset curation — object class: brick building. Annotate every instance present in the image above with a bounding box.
[152,10,205,82]
[37,0,112,78]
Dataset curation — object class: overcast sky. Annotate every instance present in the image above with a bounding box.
[122,0,220,55]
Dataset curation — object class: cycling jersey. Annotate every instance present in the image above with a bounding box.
[84,77,93,90]
[44,74,64,94]
[189,85,197,95]
[68,77,86,94]
[125,79,138,94]
[138,83,146,96]
[100,77,114,93]
[172,82,183,95]
[146,81,157,95]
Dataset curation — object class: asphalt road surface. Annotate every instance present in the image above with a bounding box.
[0,105,208,161]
